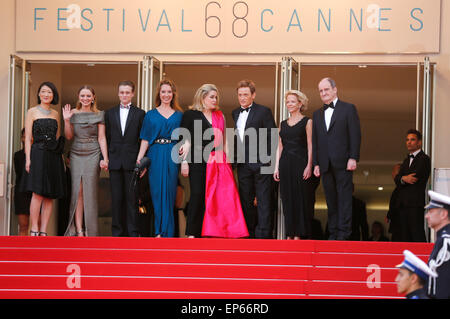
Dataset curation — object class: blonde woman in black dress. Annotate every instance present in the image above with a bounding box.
[273,90,313,240]
[22,82,66,236]
[63,85,108,236]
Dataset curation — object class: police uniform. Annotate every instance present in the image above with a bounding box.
[406,288,430,299]
[396,250,437,299]
[425,190,450,299]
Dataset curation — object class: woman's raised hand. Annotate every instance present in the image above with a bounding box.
[62,104,74,121]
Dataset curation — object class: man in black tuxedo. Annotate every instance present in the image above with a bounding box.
[312,77,361,240]
[394,129,430,242]
[232,79,276,239]
[105,81,145,237]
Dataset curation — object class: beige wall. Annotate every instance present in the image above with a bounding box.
[1,0,16,235]
[1,0,449,235]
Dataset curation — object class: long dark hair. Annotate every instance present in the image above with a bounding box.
[37,81,59,105]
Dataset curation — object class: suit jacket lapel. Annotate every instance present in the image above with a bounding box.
[328,99,339,132]
[232,108,239,124]
[318,106,327,133]
[244,104,256,130]
[410,150,423,169]
[113,105,121,135]
[123,105,136,136]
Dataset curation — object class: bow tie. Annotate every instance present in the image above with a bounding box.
[323,102,335,110]
[240,107,251,113]
[120,104,131,109]
[408,154,415,159]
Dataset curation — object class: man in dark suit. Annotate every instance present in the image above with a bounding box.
[232,79,276,239]
[312,77,361,240]
[394,129,430,242]
[105,81,146,237]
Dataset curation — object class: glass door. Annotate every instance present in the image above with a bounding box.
[138,56,162,111]
[278,57,300,123]
[420,57,435,159]
[420,57,437,242]
[276,56,299,240]
[6,55,30,235]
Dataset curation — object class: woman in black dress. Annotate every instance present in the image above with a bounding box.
[22,82,66,236]
[273,90,313,239]
[179,84,217,238]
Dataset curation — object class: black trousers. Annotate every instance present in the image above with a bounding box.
[322,165,353,240]
[109,169,139,237]
[237,164,273,239]
[398,206,427,242]
[185,164,207,237]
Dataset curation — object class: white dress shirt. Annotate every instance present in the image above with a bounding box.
[409,149,421,166]
[325,98,338,131]
[236,104,252,141]
[120,103,131,135]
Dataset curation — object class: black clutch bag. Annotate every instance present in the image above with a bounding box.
[136,157,151,172]
[42,136,66,154]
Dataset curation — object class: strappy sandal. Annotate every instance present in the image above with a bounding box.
[39,232,48,236]
[76,229,85,237]
[30,230,39,236]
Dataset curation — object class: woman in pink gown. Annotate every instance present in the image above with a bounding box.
[202,109,249,238]
[180,83,248,238]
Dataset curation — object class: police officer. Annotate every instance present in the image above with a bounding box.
[395,250,437,299]
[425,190,450,299]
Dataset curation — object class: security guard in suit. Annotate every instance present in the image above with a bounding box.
[425,190,450,299]
[395,250,437,299]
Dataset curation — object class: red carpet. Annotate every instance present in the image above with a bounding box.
[0,236,432,299]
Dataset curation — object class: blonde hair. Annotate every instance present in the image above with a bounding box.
[189,84,220,111]
[76,85,99,112]
[285,90,309,112]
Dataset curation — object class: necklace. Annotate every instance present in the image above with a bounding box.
[37,105,51,115]
[288,114,303,123]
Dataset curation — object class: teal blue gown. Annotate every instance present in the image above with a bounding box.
[140,109,183,237]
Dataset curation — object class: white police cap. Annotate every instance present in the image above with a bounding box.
[396,250,437,280]
[425,190,450,210]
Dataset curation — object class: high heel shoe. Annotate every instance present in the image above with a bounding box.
[39,232,48,236]
[30,230,39,236]
[76,229,85,237]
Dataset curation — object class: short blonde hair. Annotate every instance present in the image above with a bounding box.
[189,84,220,111]
[285,90,309,112]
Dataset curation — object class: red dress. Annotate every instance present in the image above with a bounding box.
[201,111,249,238]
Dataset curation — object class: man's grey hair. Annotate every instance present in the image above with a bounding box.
[326,77,337,88]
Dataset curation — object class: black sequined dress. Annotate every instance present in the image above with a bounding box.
[20,118,66,199]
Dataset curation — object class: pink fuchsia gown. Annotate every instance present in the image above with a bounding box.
[201,110,249,238]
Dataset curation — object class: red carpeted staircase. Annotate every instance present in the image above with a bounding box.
[0,236,432,299]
